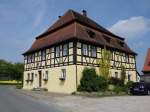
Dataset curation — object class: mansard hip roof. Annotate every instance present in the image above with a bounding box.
[23,9,136,55]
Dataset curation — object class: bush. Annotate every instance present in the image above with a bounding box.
[125,81,133,89]
[95,76,108,91]
[113,85,126,94]
[78,68,108,92]
[109,77,123,86]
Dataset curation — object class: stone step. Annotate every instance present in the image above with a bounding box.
[32,87,48,91]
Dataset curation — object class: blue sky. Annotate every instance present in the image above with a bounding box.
[0,0,150,73]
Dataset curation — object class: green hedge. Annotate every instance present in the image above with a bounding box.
[78,68,108,92]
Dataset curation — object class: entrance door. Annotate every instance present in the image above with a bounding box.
[38,71,42,87]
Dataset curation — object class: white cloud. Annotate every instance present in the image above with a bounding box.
[109,16,150,38]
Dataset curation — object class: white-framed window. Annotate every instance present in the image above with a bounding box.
[27,73,30,81]
[27,55,32,63]
[59,69,66,80]
[56,46,60,57]
[31,73,34,81]
[43,71,48,81]
[31,54,35,63]
[91,46,96,57]
[63,44,68,56]
[128,74,131,81]
[83,44,88,56]
[41,50,46,61]
[115,72,118,78]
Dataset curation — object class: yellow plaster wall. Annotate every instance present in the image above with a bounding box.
[23,65,77,94]
[47,65,76,94]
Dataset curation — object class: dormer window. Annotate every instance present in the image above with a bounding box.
[104,36,111,43]
[86,29,95,38]
[118,41,124,47]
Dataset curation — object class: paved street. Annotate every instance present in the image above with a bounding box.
[1,86,150,112]
[0,86,66,112]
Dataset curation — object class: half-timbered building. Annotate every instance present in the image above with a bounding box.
[23,10,139,93]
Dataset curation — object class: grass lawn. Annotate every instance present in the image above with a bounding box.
[0,80,22,85]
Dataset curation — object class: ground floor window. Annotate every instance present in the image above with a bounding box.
[128,74,131,81]
[115,72,118,78]
[31,73,34,81]
[27,73,30,81]
[59,69,66,80]
[43,71,48,81]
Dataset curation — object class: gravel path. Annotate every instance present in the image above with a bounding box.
[19,89,150,112]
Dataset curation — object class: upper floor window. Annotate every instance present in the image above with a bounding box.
[41,50,46,61]
[27,55,32,64]
[56,46,60,57]
[63,44,68,56]
[25,56,27,60]
[91,46,96,57]
[83,44,88,56]
[31,54,35,63]
[110,51,113,60]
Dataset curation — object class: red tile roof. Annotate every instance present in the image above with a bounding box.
[143,48,150,72]
[23,9,136,55]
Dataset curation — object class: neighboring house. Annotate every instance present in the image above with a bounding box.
[141,48,150,82]
[23,10,138,93]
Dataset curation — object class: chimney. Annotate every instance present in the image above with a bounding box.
[82,10,87,16]
[58,16,61,19]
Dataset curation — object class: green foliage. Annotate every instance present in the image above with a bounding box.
[125,81,134,89]
[98,47,111,79]
[113,85,126,94]
[13,63,24,81]
[109,77,123,86]
[0,59,24,81]
[120,66,126,85]
[78,68,108,92]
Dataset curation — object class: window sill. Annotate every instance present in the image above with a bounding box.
[43,79,48,81]
[59,77,65,81]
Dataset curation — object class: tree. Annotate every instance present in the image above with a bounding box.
[13,63,24,81]
[98,47,111,79]
[78,68,108,92]
[0,60,13,80]
[0,59,24,81]
[120,66,126,85]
